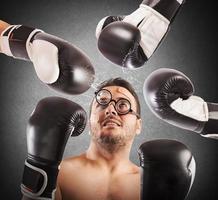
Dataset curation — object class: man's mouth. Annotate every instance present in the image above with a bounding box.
[102,119,121,127]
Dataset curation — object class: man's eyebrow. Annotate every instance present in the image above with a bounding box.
[117,92,132,102]
[116,87,134,100]
[115,95,136,106]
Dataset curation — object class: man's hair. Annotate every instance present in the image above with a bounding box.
[90,77,141,117]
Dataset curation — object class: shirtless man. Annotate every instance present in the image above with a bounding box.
[55,78,142,200]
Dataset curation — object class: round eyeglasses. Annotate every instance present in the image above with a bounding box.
[95,89,140,118]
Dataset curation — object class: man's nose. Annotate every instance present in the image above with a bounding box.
[105,102,118,116]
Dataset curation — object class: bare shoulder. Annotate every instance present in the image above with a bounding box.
[57,153,88,189]
[59,153,87,171]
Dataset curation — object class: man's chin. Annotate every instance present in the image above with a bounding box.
[100,128,121,137]
[91,132,131,153]
[99,130,125,144]
[98,135,124,148]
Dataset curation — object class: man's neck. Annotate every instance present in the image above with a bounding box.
[85,139,135,171]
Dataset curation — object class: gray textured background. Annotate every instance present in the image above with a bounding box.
[0,0,218,199]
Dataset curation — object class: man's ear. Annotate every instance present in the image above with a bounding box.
[136,118,142,135]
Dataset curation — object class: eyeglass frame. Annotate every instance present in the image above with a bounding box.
[94,89,140,119]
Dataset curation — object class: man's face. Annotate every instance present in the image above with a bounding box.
[89,86,142,149]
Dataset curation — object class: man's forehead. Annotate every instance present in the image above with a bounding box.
[103,86,134,101]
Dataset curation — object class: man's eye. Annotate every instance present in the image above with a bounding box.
[119,103,126,107]
[118,103,129,110]
[99,97,110,104]
[100,98,107,102]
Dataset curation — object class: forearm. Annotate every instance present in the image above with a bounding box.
[0,20,10,34]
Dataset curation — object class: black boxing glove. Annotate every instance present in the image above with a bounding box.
[21,97,87,199]
[143,68,218,139]
[138,139,196,200]
[96,0,185,69]
[0,25,95,94]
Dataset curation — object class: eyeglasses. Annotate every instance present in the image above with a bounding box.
[95,89,140,118]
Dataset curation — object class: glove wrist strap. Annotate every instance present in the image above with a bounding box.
[0,25,42,60]
[21,158,59,200]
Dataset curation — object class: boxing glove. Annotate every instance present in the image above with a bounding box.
[143,68,218,139]
[96,0,185,69]
[138,139,196,200]
[0,25,95,94]
[21,97,87,199]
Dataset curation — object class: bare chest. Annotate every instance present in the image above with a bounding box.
[60,169,140,200]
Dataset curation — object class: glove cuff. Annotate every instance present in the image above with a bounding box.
[0,25,42,60]
[141,0,185,21]
[170,96,209,122]
[0,25,19,56]
[21,158,59,199]
[124,4,169,27]
[123,4,170,58]
[200,118,218,139]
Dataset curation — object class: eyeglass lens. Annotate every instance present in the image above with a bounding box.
[96,89,131,114]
